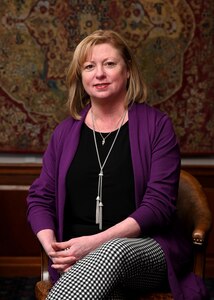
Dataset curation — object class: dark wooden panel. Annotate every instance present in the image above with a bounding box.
[203,187,214,278]
[0,189,40,256]
[0,163,213,277]
[182,165,214,188]
[0,164,41,261]
[0,163,41,185]
[0,257,40,277]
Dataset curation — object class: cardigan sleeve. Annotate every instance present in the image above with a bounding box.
[26,131,59,235]
[26,107,88,239]
[129,108,181,234]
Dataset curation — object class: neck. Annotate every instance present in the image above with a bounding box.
[91,108,127,133]
[92,103,125,117]
[88,102,127,131]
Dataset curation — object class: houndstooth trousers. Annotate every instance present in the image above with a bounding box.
[46,237,167,300]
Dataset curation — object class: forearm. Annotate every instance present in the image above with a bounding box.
[95,217,141,246]
[37,229,57,254]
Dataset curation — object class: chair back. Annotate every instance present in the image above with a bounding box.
[178,170,212,243]
[177,170,212,277]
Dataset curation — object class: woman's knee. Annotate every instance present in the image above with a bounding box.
[97,238,131,260]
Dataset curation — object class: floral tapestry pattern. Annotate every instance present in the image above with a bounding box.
[0,0,213,154]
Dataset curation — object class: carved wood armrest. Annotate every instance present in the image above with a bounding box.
[192,229,205,246]
[192,229,208,278]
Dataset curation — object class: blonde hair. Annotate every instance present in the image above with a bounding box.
[66,30,147,119]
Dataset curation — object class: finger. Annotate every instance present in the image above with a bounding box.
[51,263,70,272]
[64,266,72,272]
[49,249,73,260]
[51,256,77,265]
[52,241,70,251]
[51,261,76,273]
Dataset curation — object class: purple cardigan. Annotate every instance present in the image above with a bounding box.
[27,103,208,299]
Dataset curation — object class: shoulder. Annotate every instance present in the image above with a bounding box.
[42,117,77,158]
[52,105,89,140]
[54,116,76,133]
[133,102,167,118]
[51,116,76,141]
[129,103,177,147]
[130,102,171,127]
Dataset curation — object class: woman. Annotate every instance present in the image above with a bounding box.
[27,30,208,299]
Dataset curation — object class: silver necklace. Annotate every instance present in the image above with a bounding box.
[91,109,127,230]
[99,132,111,146]
[95,114,125,146]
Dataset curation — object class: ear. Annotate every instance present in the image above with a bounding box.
[127,70,130,79]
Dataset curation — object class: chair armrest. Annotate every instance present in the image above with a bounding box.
[35,280,53,300]
[35,247,53,300]
[40,246,51,281]
[192,229,206,246]
[192,229,209,278]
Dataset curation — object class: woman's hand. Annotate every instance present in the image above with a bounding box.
[49,217,141,274]
[49,235,102,273]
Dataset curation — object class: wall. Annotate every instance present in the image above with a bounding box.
[0,159,213,278]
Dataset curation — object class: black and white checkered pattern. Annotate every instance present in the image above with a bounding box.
[46,238,167,300]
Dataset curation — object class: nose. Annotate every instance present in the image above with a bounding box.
[95,64,106,78]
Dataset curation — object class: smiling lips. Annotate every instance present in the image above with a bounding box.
[94,83,110,89]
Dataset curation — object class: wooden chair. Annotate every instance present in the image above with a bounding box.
[35,170,212,300]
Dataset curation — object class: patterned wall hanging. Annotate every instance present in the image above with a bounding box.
[0,0,213,154]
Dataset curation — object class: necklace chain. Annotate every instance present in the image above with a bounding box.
[99,132,111,146]
[96,114,126,146]
[91,109,127,230]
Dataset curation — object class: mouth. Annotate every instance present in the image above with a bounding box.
[94,83,110,89]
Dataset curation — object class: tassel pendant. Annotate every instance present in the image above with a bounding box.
[96,170,103,229]
[99,201,103,230]
[96,196,100,224]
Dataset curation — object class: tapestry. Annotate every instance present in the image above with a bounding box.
[0,0,213,154]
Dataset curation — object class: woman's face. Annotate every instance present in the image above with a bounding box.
[81,43,129,104]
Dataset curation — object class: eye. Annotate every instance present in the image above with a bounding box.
[83,63,95,71]
[104,61,117,68]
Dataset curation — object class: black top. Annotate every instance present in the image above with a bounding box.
[63,122,135,240]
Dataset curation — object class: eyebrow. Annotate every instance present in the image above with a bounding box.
[84,57,119,64]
